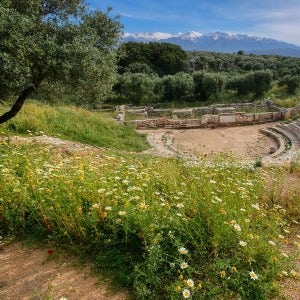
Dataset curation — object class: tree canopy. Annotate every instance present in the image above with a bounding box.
[226,70,273,98]
[0,0,122,123]
[117,42,188,76]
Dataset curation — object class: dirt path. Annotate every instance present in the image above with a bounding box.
[0,242,129,300]
[141,131,176,157]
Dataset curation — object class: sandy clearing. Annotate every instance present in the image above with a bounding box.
[0,242,129,300]
[140,123,278,161]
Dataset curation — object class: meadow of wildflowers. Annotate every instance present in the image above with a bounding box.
[0,137,298,299]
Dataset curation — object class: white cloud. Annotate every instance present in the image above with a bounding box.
[208,2,300,45]
[252,22,300,45]
[247,4,300,45]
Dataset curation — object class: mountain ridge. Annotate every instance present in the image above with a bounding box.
[123,31,300,57]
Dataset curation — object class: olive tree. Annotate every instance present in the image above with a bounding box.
[193,72,225,100]
[158,73,194,102]
[278,75,300,94]
[116,73,155,105]
[226,70,273,99]
[0,0,122,124]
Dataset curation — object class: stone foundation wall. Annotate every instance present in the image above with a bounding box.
[125,103,300,130]
[128,111,285,129]
[283,104,300,120]
[126,101,280,119]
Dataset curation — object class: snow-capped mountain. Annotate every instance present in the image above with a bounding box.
[123,32,173,42]
[123,31,300,57]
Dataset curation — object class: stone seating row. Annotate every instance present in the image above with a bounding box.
[260,128,287,158]
[261,119,300,162]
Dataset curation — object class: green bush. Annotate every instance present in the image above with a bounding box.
[114,73,156,105]
[278,75,300,95]
[226,70,273,99]
[193,72,226,101]
[158,72,194,102]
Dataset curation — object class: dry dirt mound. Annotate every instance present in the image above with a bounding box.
[0,242,129,300]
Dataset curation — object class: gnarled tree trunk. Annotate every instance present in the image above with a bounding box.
[0,77,44,124]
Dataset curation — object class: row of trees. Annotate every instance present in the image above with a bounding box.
[188,51,300,78]
[111,42,300,105]
[108,70,276,105]
[226,70,273,98]
[118,42,300,79]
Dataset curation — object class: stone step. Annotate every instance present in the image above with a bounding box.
[260,128,287,158]
[277,124,300,145]
[271,126,299,151]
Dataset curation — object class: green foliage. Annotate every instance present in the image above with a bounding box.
[278,75,300,95]
[226,75,251,96]
[193,72,226,101]
[124,62,155,75]
[0,143,294,299]
[118,42,188,76]
[274,96,300,108]
[226,70,273,99]
[158,72,195,102]
[0,102,148,151]
[114,73,156,105]
[188,51,300,77]
[113,47,300,105]
[0,0,122,106]
[252,70,273,98]
[110,72,195,105]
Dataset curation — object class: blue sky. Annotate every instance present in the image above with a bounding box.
[89,0,300,45]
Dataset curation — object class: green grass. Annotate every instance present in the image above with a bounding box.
[0,101,149,152]
[266,83,300,108]
[0,141,297,299]
[274,96,300,108]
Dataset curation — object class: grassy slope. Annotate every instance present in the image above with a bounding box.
[0,101,149,152]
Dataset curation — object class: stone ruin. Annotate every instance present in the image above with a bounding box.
[124,102,300,130]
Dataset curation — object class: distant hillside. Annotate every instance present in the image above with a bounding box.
[123,31,300,57]
[248,48,300,58]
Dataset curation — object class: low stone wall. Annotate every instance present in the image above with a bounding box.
[126,101,280,120]
[283,104,300,120]
[128,111,285,129]
[125,102,300,129]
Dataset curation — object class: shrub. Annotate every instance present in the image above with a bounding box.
[158,72,194,102]
[115,73,155,105]
[278,75,300,95]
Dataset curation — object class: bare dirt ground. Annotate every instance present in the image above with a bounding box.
[0,242,129,300]
[140,123,278,161]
